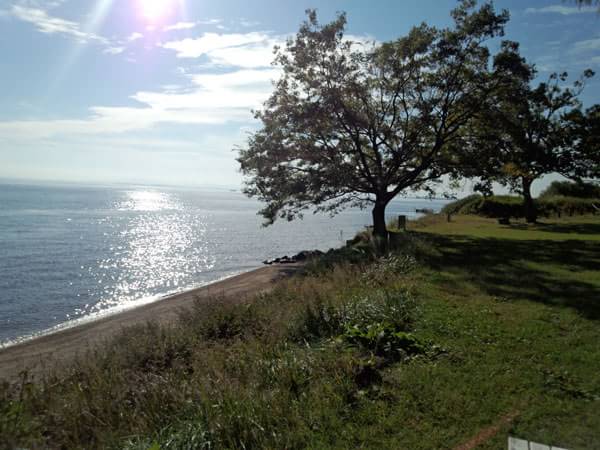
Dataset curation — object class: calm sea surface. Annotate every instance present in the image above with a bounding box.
[0,182,449,345]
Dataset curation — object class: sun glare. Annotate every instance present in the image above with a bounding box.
[139,0,172,21]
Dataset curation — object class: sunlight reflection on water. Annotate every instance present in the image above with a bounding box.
[0,183,449,344]
[75,190,216,316]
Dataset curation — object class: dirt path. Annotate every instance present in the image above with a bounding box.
[0,264,301,380]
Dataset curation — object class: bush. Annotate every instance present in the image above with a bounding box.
[443,195,524,218]
[342,325,426,360]
[539,181,600,199]
[467,195,524,218]
[442,193,599,218]
[304,243,377,275]
[292,289,419,344]
[441,194,482,215]
[538,196,600,217]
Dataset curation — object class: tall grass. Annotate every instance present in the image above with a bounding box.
[0,255,422,449]
[2,217,600,449]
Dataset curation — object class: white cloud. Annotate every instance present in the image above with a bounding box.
[163,19,222,32]
[239,18,260,28]
[0,68,280,139]
[103,46,125,55]
[164,21,197,31]
[573,37,600,52]
[206,41,278,68]
[10,4,107,43]
[525,5,597,15]
[128,32,143,42]
[162,32,271,59]
[162,31,374,68]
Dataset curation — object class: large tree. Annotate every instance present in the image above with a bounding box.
[563,105,600,180]
[472,41,595,223]
[237,1,508,240]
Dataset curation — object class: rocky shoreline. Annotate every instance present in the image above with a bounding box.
[263,249,324,265]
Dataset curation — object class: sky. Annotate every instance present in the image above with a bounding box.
[0,0,599,192]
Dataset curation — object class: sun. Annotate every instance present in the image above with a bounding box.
[139,0,172,22]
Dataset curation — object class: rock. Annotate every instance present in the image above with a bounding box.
[416,208,434,214]
[293,250,324,261]
[263,250,324,265]
[279,256,295,264]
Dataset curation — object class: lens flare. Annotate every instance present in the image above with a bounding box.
[139,0,172,22]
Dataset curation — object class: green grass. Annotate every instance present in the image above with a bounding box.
[1,215,599,449]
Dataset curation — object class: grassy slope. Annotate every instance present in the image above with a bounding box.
[1,215,599,449]
[406,215,600,449]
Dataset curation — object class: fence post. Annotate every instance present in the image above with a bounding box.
[398,215,406,231]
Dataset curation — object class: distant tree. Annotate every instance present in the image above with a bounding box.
[563,105,600,180]
[237,1,508,241]
[539,180,600,198]
[471,41,596,223]
[565,0,600,12]
[573,0,600,8]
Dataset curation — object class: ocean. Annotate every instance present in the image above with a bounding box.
[0,182,449,345]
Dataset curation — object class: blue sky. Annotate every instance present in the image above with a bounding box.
[0,0,599,190]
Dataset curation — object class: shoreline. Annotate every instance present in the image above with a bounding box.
[0,264,302,380]
[0,268,256,350]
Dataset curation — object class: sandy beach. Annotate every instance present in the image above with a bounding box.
[0,264,301,380]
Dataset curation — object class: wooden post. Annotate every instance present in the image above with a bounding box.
[398,215,406,231]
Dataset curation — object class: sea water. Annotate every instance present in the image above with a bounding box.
[0,181,449,345]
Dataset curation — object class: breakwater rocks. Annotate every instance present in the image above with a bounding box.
[263,250,324,265]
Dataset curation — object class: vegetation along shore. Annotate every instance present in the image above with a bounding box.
[2,210,599,449]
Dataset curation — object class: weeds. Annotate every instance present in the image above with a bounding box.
[1,216,599,449]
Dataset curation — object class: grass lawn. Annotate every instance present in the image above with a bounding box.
[1,215,599,449]
[404,215,600,449]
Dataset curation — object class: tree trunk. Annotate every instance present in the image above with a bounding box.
[522,177,536,224]
[372,200,388,250]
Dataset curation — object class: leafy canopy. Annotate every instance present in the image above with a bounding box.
[238,1,509,227]
[472,41,596,195]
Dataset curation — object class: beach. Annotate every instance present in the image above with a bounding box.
[0,264,301,380]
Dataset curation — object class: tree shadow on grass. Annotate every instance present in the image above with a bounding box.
[506,221,600,236]
[418,233,600,320]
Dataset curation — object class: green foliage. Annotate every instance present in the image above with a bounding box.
[292,289,419,344]
[466,195,524,217]
[360,255,417,287]
[538,196,600,217]
[469,40,597,223]
[441,194,483,215]
[238,2,509,238]
[539,180,600,199]
[0,378,42,450]
[303,244,377,275]
[2,216,600,449]
[443,194,599,218]
[342,325,426,360]
[442,195,523,218]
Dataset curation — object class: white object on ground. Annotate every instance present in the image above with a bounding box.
[509,436,568,450]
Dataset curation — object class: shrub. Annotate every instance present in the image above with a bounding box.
[360,255,417,287]
[441,193,599,218]
[539,181,600,199]
[538,196,600,217]
[292,289,419,343]
[304,244,377,275]
[342,324,426,360]
[441,194,482,215]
